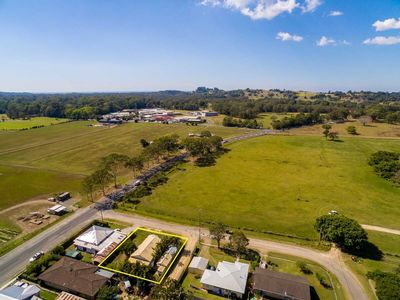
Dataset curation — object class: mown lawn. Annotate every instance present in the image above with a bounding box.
[0,116,69,130]
[0,165,83,210]
[137,135,400,239]
[0,121,247,209]
[366,231,400,256]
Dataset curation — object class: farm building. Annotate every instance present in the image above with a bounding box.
[201,111,218,117]
[253,268,311,300]
[0,282,40,300]
[38,257,110,300]
[188,256,209,275]
[47,204,67,215]
[73,225,126,254]
[200,261,249,298]
[156,246,178,275]
[128,234,161,267]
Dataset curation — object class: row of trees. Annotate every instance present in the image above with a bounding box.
[82,132,224,201]
[272,113,323,130]
[222,116,263,129]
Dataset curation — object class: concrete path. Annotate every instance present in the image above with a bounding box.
[362,224,400,236]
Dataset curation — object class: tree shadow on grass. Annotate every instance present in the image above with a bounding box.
[345,242,383,260]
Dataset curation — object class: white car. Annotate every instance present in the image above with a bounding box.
[328,210,338,215]
[29,251,44,262]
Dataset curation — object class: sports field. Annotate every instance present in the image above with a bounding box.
[0,116,69,130]
[137,135,400,239]
[0,121,248,210]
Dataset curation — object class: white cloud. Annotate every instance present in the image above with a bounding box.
[200,0,222,6]
[363,36,400,45]
[301,0,322,13]
[199,0,322,20]
[342,40,350,45]
[373,18,400,31]
[329,10,343,17]
[317,36,336,46]
[276,32,303,42]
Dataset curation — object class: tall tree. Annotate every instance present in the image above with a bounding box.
[91,168,112,195]
[314,214,368,251]
[82,175,96,202]
[125,156,144,177]
[150,279,187,300]
[210,223,227,249]
[102,153,129,187]
[322,124,332,139]
[229,231,249,257]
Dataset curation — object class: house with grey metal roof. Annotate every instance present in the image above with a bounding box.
[200,261,249,298]
[253,268,311,300]
[0,282,40,300]
[188,256,209,275]
[73,225,126,254]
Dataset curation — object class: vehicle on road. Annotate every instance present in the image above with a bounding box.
[29,251,44,262]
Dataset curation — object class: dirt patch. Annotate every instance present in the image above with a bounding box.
[0,202,58,235]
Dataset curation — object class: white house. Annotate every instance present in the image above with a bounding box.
[73,225,126,254]
[200,261,249,298]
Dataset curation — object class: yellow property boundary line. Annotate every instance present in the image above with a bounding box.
[98,227,188,284]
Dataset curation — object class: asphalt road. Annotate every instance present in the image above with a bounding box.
[0,206,99,286]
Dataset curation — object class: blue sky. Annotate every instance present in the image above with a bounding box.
[0,0,399,92]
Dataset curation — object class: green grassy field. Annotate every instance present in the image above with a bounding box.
[0,116,69,130]
[136,135,400,239]
[0,121,247,210]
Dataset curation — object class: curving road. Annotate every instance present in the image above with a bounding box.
[105,211,367,300]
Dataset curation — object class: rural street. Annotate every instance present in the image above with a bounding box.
[105,211,368,300]
[0,208,368,300]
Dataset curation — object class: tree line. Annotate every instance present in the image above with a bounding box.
[82,132,224,201]
[1,90,399,124]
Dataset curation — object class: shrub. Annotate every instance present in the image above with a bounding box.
[296,261,313,274]
[316,272,332,289]
[367,271,400,300]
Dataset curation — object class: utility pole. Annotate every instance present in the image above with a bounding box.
[198,208,202,244]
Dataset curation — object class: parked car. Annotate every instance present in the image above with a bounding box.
[47,197,56,202]
[328,210,338,215]
[29,251,44,262]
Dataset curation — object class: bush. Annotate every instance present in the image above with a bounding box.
[368,151,400,182]
[316,272,332,289]
[296,261,313,275]
[346,126,358,135]
[147,174,168,188]
[367,271,400,300]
